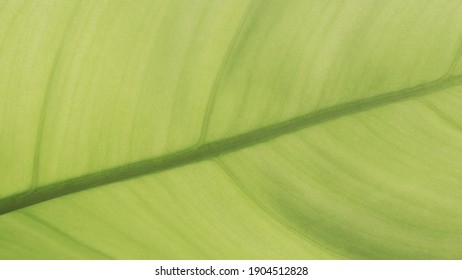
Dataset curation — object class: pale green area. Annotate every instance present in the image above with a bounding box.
[0,162,337,259]
[1,0,462,259]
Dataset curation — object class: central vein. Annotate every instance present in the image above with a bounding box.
[1,74,462,215]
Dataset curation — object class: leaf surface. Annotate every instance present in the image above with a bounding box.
[1,0,462,259]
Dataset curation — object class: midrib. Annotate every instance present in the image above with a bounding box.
[2,74,462,215]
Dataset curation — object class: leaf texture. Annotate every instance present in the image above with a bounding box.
[1,0,462,259]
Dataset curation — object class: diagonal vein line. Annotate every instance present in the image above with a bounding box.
[20,212,112,259]
[197,0,256,145]
[214,158,344,258]
[30,2,81,188]
[2,74,462,215]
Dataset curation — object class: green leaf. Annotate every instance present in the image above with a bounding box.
[1,0,462,259]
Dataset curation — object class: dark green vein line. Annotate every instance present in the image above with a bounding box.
[2,74,462,215]
[197,0,256,144]
[30,2,81,188]
[20,212,112,259]
[30,48,62,188]
[214,159,344,259]
[421,100,462,133]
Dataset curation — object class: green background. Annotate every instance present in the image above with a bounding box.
[1,0,462,259]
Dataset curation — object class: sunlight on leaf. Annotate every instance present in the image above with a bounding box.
[1,0,462,259]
